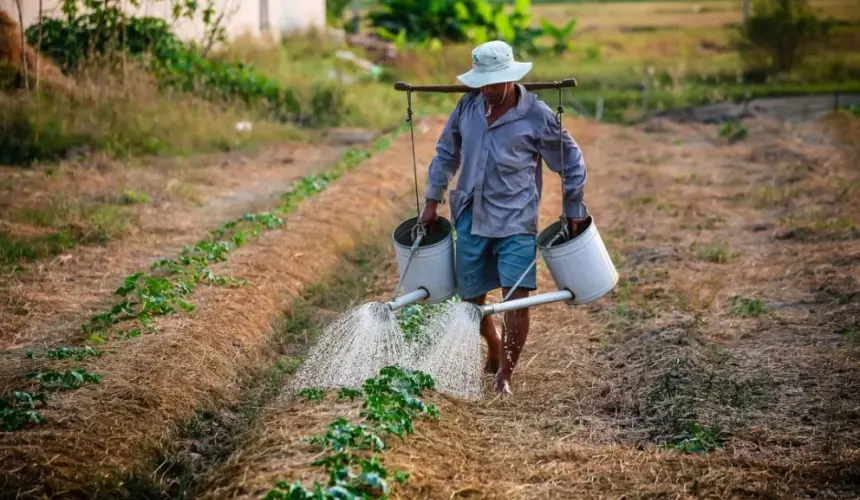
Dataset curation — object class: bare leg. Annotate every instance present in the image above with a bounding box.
[495,288,530,393]
[463,294,502,374]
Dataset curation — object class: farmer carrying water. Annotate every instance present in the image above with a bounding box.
[419,40,589,396]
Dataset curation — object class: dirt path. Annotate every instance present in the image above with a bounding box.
[199,114,860,499]
[0,143,347,351]
[0,121,444,497]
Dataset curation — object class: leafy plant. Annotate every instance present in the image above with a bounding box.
[267,367,438,499]
[27,368,103,391]
[540,18,577,54]
[299,388,327,402]
[25,346,101,361]
[370,0,543,53]
[338,388,363,401]
[669,421,723,454]
[0,391,47,431]
[737,0,834,73]
[718,119,749,143]
[26,5,302,121]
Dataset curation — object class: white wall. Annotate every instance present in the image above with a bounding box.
[278,0,325,35]
[0,0,327,41]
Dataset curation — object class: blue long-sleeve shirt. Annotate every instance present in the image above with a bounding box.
[424,84,588,238]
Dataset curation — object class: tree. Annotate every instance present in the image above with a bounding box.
[737,0,833,73]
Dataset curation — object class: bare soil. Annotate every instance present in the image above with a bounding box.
[198,114,860,499]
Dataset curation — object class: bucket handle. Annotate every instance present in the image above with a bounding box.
[391,223,426,301]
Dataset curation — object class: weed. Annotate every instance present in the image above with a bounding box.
[0,391,47,431]
[718,120,748,143]
[730,296,768,317]
[118,190,149,205]
[668,421,723,454]
[267,366,438,499]
[298,388,327,402]
[696,242,737,263]
[27,368,103,391]
[841,327,859,344]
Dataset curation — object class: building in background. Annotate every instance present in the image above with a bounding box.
[0,0,325,42]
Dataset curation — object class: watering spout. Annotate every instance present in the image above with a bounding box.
[386,288,430,312]
[479,290,574,318]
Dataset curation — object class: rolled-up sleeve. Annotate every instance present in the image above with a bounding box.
[424,98,463,202]
[537,106,588,218]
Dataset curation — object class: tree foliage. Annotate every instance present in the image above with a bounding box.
[368,0,570,54]
[737,0,833,73]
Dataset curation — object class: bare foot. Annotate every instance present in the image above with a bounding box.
[494,371,513,396]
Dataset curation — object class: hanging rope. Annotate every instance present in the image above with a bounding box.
[406,90,421,222]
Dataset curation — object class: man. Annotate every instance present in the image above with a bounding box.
[419,40,589,395]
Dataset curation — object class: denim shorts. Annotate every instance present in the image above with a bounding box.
[455,206,537,300]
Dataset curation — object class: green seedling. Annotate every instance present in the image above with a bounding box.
[337,388,363,401]
[27,368,103,391]
[298,388,326,402]
[668,421,723,454]
[267,366,438,499]
[0,391,47,431]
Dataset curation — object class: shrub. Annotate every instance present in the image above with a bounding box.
[25,5,302,120]
[737,0,833,73]
[369,0,544,53]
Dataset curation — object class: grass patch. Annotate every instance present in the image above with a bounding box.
[696,241,738,263]
[0,64,301,167]
[778,212,857,242]
[729,295,768,317]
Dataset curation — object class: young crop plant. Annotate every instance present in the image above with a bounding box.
[299,388,327,402]
[27,368,103,391]
[0,391,47,431]
[266,367,438,499]
[26,346,101,361]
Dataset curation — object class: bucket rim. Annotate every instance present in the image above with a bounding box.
[536,215,595,251]
[392,216,453,249]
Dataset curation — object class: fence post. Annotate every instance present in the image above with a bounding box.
[595,96,604,122]
[834,90,840,111]
[641,73,649,120]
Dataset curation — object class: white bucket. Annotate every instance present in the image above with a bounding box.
[536,216,618,305]
[392,216,457,304]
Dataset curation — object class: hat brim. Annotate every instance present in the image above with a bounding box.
[456,61,532,89]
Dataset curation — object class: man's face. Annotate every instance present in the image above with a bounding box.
[481,82,512,106]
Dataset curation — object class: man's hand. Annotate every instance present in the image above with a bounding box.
[420,200,439,229]
[567,216,588,237]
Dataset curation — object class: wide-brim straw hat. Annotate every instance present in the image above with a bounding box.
[457,40,533,88]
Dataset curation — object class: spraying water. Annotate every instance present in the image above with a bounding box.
[287,302,410,393]
[412,302,485,401]
[286,297,486,401]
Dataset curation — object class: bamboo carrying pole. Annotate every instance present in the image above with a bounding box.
[393,79,578,93]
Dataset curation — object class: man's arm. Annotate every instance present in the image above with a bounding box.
[424,100,464,203]
[420,97,465,227]
[536,105,589,228]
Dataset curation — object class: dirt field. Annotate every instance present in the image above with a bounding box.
[2,106,859,498]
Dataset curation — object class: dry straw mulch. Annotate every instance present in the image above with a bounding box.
[0,118,446,497]
[198,116,860,499]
